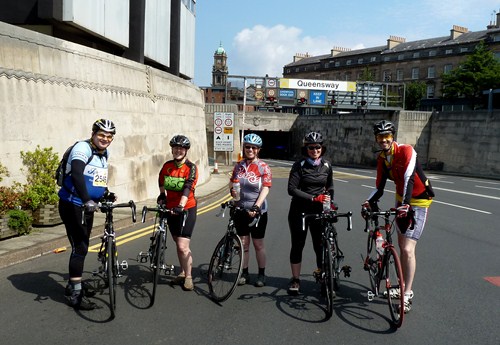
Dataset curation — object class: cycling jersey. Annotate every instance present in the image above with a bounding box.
[230,159,272,212]
[367,141,434,208]
[288,158,334,204]
[58,141,109,206]
[158,159,198,209]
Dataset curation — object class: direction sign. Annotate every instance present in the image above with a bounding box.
[214,112,234,152]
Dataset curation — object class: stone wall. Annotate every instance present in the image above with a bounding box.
[0,22,208,202]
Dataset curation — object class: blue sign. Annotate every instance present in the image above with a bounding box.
[279,89,295,98]
[309,90,326,105]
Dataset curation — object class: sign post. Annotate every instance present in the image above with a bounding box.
[214,112,234,166]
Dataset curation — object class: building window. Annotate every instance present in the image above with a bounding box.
[335,61,340,67]
[370,56,377,62]
[383,70,392,81]
[345,72,352,81]
[295,67,299,72]
[358,58,363,64]
[445,49,453,54]
[443,64,453,74]
[429,50,436,57]
[427,66,436,78]
[384,56,390,62]
[426,84,435,99]
[460,47,468,53]
[324,62,329,68]
[413,52,420,58]
[346,60,352,65]
[398,54,404,60]
[396,69,403,81]
[411,67,419,79]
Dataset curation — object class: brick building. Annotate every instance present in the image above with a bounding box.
[283,15,500,110]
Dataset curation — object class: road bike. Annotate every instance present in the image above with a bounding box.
[207,201,252,302]
[137,205,184,306]
[92,199,136,318]
[361,207,405,328]
[302,207,352,318]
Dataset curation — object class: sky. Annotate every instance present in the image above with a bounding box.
[193,0,500,87]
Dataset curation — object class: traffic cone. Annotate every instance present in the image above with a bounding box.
[213,162,219,174]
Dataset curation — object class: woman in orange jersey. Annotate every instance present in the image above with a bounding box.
[157,135,198,291]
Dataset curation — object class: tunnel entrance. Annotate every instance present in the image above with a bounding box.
[239,130,292,160]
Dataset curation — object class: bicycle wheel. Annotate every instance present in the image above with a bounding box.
[322,238,335,318]
[384,246,405,328]
[151,231,163,306]
[365,230,380,295]
[105,236,116,317]
[330,229,341,291]
[208,233,243,302]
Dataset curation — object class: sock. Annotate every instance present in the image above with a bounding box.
[242,268,249,275]
[258,267,265,276]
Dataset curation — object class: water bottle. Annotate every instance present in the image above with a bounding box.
[322,193,330,212]
[375,231,384,255]
[232,180,241,201]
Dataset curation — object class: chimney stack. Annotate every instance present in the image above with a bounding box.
[330,46,351,57]
[450,25,468,39]
[387,35,406,50]
[293,52,311,63]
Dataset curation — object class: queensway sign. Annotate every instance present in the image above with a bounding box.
[280,78,356,92]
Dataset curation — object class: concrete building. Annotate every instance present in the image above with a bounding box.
[283,14,500,111]
[0,0,196,80]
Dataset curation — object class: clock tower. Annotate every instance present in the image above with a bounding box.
[212,43,228,87]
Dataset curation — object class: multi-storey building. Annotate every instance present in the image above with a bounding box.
[283,15,500,110]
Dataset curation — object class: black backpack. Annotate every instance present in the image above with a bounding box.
[55,140,97,187]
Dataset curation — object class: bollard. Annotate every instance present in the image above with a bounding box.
[213,162,219,174]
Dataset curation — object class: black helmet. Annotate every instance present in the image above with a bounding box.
[169,135,191,149]
[303,132,323,145]
[92,118,116,134]
[373,120,395,136]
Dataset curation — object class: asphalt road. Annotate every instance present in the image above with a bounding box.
[0,161,499,345]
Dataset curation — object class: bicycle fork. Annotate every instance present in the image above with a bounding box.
[94,236,128,277]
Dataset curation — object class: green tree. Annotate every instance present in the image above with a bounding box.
[441,41,500,108]
[405,81,426,110]
[358,67,375,81]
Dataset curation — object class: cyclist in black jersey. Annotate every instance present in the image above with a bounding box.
[286,132,334,295]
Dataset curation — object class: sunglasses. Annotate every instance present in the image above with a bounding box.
[244,145,259,150]
[376,133,393,141]
[307,145,322,150]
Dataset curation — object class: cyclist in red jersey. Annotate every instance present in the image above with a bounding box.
[157,135,198,291]
[362,120,434,313]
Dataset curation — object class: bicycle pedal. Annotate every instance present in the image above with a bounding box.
[342,265,352,278]
[367,290,375,301]
[163,264,175,275]
[120,260,129,270]
[137,251,149,263]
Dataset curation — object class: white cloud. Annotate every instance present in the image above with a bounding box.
[231,24,335,78]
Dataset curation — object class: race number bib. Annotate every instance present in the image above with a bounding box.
[93,167,108,187]
[164,175,185,192]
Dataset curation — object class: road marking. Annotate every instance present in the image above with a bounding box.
[432,186,500,200]
[484,277,500,287]
[475,185,500,191]
[463,179,500,185]
[361,185,492,214]
[88,194,233,252]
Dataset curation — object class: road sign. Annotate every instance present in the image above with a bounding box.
[214,112,234,152]
[280,78,356,92]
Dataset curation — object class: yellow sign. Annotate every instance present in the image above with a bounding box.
[224,127,233,134]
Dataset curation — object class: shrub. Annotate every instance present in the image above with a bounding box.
[0,185,23,216]
[20,146,60,209]
[7,209,32,235]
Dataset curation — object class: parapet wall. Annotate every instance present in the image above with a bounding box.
[0,22,208,201]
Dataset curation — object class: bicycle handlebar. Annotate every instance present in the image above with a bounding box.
[361,207,397,232]
[301,210,353,232]
[81,200,137,224]
[141,204,187,227]
[216,200,261,227]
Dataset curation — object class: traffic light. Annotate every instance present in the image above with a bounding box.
[297,97,307,105]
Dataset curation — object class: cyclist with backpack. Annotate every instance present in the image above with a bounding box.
[286,132,334,295]
[58,119,117,310]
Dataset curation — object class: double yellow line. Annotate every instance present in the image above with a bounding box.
[88,193,232,252]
